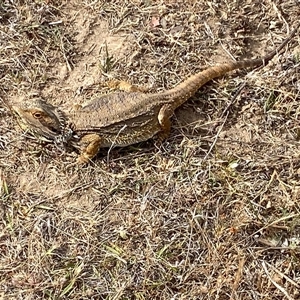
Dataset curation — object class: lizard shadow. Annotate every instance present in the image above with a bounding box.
[172,80,251,140]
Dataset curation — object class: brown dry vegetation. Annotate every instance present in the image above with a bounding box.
[1,0,300,299]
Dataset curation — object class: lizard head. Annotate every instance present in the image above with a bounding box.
[12,99,67,141]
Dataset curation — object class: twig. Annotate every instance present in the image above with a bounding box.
[261,261,294,300]
[107,124,127,163]
[264,261,300,289]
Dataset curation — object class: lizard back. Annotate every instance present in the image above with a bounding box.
[70,92,165,146]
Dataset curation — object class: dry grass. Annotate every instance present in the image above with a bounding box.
[1,0,300,299]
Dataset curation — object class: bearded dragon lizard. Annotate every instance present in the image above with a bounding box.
[11,24,299,163]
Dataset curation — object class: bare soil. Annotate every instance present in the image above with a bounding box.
[1,0,300,299]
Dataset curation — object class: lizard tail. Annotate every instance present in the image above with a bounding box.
[154,23,299,109]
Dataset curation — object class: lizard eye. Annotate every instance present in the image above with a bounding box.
[33,112,42,119]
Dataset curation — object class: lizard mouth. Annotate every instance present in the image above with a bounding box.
[12,106,62,141]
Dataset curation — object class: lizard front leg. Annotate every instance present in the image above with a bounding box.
[77,133,102,164]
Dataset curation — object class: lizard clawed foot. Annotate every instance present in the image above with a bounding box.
[76,133,102,164]
[106,79,148,92]
[76,154,92,164]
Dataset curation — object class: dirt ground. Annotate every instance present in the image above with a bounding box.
[1,0,300,299]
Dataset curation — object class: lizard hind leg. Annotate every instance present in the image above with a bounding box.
[106,79,148,93]
[157,104,174,141]
[77,133,102,164]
